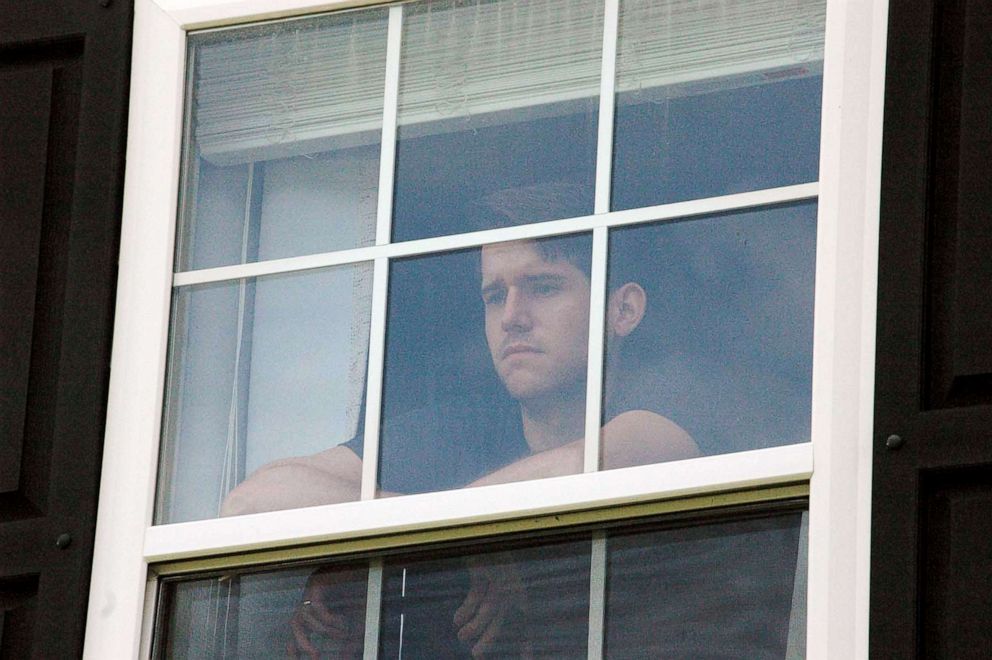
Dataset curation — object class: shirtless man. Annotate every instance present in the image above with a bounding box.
[222,235,699,658]
[222,236,698,514]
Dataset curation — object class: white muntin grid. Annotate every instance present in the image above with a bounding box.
[360,3,404,504]
[85,0,890,656]
[165,0,821,514]
[158,0,818,654]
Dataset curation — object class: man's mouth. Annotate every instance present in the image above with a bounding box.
[501,343,542,359]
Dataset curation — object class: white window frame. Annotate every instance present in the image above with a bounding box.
[83,0,889,656]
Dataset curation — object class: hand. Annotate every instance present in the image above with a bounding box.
[453,554,534,658]
[286,565,367,660]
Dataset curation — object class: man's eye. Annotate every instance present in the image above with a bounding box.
[531,282,559,296]
[483,290,505,305]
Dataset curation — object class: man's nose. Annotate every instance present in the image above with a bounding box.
[501,288,532,331]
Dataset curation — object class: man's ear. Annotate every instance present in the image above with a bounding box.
[607,282,646,338]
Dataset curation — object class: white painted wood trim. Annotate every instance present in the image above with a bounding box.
[594,0,619,215]
[143,444,813,562]
[374,5,402,247]
[805,0,888,658]
[362,559,384,659]
[138,576,160,658]
[586,531,607,659]
[83,0,186,656]
[584,0,619,475]
[583,228,609,473]
[359,257,390,501]
[160,0,388,30]
[359,5,402,502]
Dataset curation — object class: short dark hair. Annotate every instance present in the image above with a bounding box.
[529,234,592,279]
[479,181,590,226]
[478,181,592,277]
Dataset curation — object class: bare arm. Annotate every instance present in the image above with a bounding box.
[221,411,698,513]
[468,410,699,488]
[220,445,364,516]
[455,413,697,655]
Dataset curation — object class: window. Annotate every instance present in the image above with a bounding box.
[155,505,806,657]
[85,0,888,657]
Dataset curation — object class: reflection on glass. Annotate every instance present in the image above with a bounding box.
[177,9,388,271]
[157,264,373,523]
[156,511,806,658]
[391,0,602,241]
[361,234,592,495]
[611,0,825,210]
[604,511,806,658]
[159,564,367,659]
[380,539,591,657]
[602,202,816,464]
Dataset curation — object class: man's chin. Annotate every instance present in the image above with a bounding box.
[501,375,572,405]
[501,376,550,402]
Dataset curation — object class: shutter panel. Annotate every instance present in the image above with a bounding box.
[0,2,131,656]
[872,0,992,655]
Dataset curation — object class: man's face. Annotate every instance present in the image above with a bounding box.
[480,240,590,404]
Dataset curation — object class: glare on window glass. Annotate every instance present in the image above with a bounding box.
[158,265,373,524]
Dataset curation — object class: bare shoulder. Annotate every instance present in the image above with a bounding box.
[601,410,700,466]
[303,443,364,475]
[607,409,692,440]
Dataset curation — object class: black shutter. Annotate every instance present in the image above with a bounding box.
[0,0,131,656]
[872,0,992,656]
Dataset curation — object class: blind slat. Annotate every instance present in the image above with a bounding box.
[193,0,824,165]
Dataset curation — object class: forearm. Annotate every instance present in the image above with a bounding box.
[467,439,583,488]
[467,411,698,489]
[221,451,363,516]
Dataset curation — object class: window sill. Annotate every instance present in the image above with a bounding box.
[146,443,812,567]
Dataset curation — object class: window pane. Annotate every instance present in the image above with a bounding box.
[379,538,591,657]
[157,264,373,523]
[361,235,591,495]
[391,0,603,241]
[601,202,816,466]
[158,564,367,658]
[155,508,804,658]
[605,511,806,657]
[177,9,388,271]
[611,0,825,210]
[157,540,589,659]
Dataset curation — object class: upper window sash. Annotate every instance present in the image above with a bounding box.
[159,0,825,527]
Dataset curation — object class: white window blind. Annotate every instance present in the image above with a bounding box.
[193,0,824,165]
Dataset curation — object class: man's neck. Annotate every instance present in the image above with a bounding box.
[518,394,586,453]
